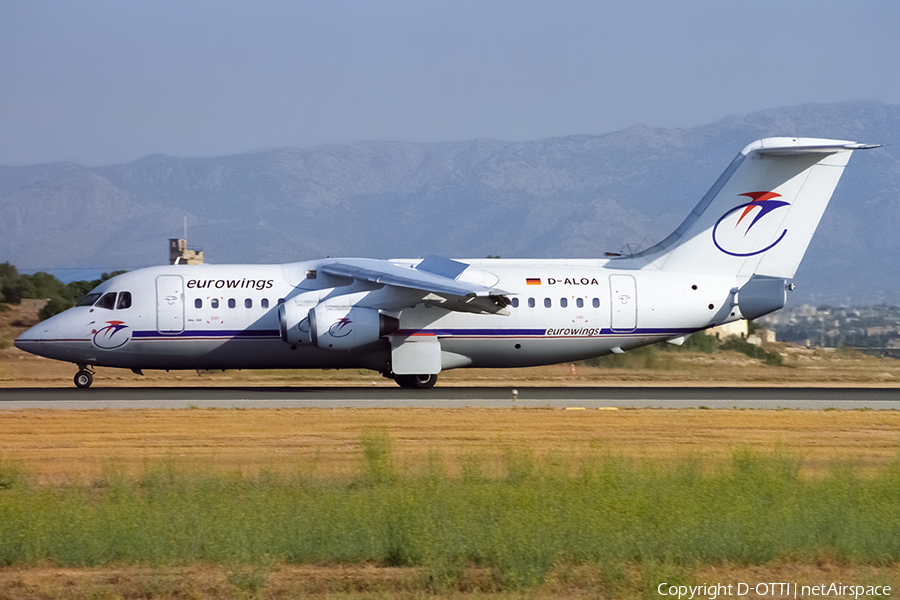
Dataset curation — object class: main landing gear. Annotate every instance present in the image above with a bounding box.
[393,373,438,389]
[74,366,94,389]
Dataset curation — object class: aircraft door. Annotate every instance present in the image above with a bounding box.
[609,274,637,332]
[156,275,185,334]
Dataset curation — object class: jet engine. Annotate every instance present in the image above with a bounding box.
[308,304,399,350]
[278,301,312,345]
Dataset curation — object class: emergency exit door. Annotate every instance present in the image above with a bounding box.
[609,274,637,332]
[156,275,185,334]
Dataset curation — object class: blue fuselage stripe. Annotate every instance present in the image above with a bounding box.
[132,329,281,339]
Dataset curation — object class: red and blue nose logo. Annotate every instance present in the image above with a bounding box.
[712,192,790,257]
[92,320,131,349]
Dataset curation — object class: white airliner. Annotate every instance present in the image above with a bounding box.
[15,137,877,388]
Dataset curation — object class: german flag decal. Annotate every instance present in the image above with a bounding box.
[526,278,541,285]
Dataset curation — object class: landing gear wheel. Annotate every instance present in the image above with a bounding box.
[74,370,93,389]
[395,373,438,389]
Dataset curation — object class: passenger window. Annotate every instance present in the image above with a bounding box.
[228,298,236,309]
[212,299,219,309]
[511,298,519,308]
[261,298,269,309]
[560,298,568,308]
[95,292,117,310]
[544,298,551,308]
[78,293,102,307]
[527,298,535,308]
[245,298,252,309]
[592,298,600,308]
[194,299,202,309]
[576,298,584,308]
[116,291,132,310]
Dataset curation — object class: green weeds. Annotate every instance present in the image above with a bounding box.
[720,335,784,366]
[1,444,900,590]
[0,457,21,490]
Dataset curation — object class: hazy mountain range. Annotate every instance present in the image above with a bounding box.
[1,101,898,305]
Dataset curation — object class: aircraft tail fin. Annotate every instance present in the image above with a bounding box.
[630,137,877,280]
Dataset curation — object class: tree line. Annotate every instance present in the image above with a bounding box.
[0,262,125,320]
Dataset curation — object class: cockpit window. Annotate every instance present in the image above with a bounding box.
[77,293,102,307]
[94,292,117,310]
[116,291,132,310]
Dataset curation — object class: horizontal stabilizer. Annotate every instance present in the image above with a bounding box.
[749,139,881,156]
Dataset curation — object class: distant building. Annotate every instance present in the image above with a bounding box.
[867,326,896,336]
[704,320,748,339]
[758,329,777,343]
[169,239,203,265]
[796,304,819,317]
[702,321,777,345]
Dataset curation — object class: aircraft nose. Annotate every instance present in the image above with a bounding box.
[15,323,44,351]
[14,315,58,355]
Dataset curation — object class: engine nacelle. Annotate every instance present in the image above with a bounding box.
[309,304,399,350]
[278,301,312,346]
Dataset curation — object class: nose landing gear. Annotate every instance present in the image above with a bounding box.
[74,366,94,389]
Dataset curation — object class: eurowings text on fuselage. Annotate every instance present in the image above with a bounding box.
[15,138,878,388]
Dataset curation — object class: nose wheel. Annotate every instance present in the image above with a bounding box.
[74,368,93,389]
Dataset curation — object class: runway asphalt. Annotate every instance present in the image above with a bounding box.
[1,386,899,410]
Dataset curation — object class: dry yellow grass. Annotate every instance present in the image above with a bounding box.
[1,407,899,482]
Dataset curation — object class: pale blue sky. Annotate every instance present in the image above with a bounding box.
[2,0,897,166]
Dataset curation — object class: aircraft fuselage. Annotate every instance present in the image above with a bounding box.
[16,259,738,374]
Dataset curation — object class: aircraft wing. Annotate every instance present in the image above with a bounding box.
[321,256,511,314]
[322,256,508,297]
